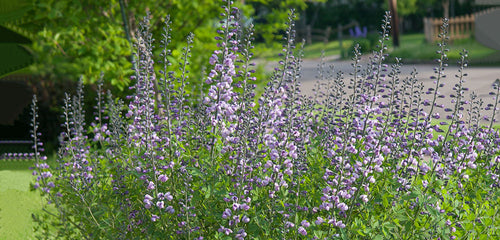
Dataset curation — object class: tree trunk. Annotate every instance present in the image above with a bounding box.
[443,0,450,19]
[388,0,400,47]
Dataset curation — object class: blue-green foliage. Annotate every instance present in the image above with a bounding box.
[30,2,499,239]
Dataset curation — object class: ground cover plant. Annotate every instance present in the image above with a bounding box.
[30,1,499,239]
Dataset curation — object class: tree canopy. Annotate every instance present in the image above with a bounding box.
[1,0,321,90]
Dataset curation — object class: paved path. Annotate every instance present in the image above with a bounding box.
[299,56,500,95]
[261,56,500,121]
[300,56,500,121]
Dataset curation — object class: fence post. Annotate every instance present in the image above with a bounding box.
[325,26,331,44]
[425,13,479,43]
[465,15,471,37]
[434,18,440,41]
[306,25,312,44]
[424,18,430,42]
[338,23,343,58]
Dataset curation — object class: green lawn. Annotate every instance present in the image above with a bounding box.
[387,33,500,65]
[0,161,44,240]
[255,33,500,65]
[255,39,354,60]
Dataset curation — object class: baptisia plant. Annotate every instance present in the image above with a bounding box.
[31,0,499,239]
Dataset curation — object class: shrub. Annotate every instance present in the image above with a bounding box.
[31,1,499,239]
[346,32,379,59]
[346,38,371,58]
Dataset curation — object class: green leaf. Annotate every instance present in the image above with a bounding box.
[373,234,384,240]
[402,192,419,201]
[186,167,203,178]
[0,0,33,24]
[313,230,326,238]
[428,206,439,217]
[382,194,389,208]
[384,222,396,230]
[202,185,211,199]
[464,222,474,231]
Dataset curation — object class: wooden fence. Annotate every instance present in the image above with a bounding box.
[424,8,500,42]
[297,21,359,44]
[304,25,332,44]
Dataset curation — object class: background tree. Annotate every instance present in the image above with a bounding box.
[303,0,386,35]
[18,0,318,92]
[389,0,400,47]
[303,0,479,37]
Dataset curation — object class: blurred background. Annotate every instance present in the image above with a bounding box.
[1,0,499,157]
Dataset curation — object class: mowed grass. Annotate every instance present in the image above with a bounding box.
[388,33,500,65]
[0,161,44,240]
[256,33,500,65]
[255,39,354,60]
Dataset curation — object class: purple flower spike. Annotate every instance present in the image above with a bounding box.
[222,208,232,219]
[158,174,168,182]
[298,226,307,236]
